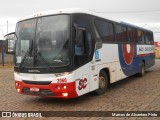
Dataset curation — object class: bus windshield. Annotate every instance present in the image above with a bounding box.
[15,15,70,68]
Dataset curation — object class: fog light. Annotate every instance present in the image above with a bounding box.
[62,93,68,97]
[56,86,61,90]
[17,88,20,92]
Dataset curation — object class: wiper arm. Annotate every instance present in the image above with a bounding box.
[19,48,32,70]
[36,50,53,72]
[19,40,33,70]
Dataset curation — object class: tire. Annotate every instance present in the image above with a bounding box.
[94,70,108,95]
[138,62,145,77]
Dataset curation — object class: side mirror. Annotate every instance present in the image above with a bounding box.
[4,32,17,54]
[95,38,102,50]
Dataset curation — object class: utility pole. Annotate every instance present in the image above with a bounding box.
[7,21,8,34]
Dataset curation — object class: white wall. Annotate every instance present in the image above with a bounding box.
[0,31,4,40]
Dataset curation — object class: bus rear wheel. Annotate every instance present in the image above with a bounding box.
[138,62,145,77]
[94,70,108,95]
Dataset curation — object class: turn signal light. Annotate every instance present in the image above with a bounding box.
[15,82,20,86]
[56,86,61,90]
[63,86,67,90]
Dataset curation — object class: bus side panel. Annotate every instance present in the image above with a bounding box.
[94,44,123,83]
[92,44,129,83]
[136,45,155,70]
[74,63,91,96]
[118,44,139,77]
[118,44,155,77]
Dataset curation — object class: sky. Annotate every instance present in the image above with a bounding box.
[1,0,160,41]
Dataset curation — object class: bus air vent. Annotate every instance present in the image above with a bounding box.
[22,80,52,85]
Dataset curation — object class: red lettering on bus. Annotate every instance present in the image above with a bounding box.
[78,78,87,90]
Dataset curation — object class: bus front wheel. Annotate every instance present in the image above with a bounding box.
[94,70,108,95]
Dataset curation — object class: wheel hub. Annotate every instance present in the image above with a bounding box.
[99,76,105,89]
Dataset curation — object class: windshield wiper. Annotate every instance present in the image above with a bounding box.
[19,40,33,70]
[35,50,53,72]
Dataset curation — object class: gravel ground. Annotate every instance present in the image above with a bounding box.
[1,60,160,120]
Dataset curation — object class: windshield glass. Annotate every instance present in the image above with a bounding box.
[15,15,70,68]
[16,19,36,67]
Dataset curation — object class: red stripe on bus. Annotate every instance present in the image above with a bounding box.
[137,53,155,57]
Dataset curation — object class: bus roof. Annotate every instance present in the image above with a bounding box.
[121,21,153,33]
[18,8,152,33]
[19,8,120,22]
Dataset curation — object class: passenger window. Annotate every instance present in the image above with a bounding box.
[95,19,115,43]
[128,27,138,43]
[145,33,154,44]
[115,24,128,43]
[138,30,145,44]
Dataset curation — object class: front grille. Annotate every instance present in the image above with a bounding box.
[22,80,52,85]
[23,88,54,96]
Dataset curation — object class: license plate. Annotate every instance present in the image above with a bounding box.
[30,88,40,92]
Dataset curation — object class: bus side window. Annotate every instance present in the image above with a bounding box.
[115,24,128,43]
[145,33,151,44]
[128,27,138,43]
[94,19,115,43]
[150,33,154,44]
[138,30,145,44]
[147,33,154,44]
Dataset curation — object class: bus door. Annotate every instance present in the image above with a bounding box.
[73,14,95,94]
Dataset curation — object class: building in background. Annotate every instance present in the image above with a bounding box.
[154,41,160,59]
[154,41,159,47]
[0,31,4,65]
[0,31,4,52]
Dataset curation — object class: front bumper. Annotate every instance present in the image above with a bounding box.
[15,80,78,98]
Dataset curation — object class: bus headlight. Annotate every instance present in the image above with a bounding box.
[17,88,21,92]
[62,93,68,97]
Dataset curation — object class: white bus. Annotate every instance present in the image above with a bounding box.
[5,8,155,98]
